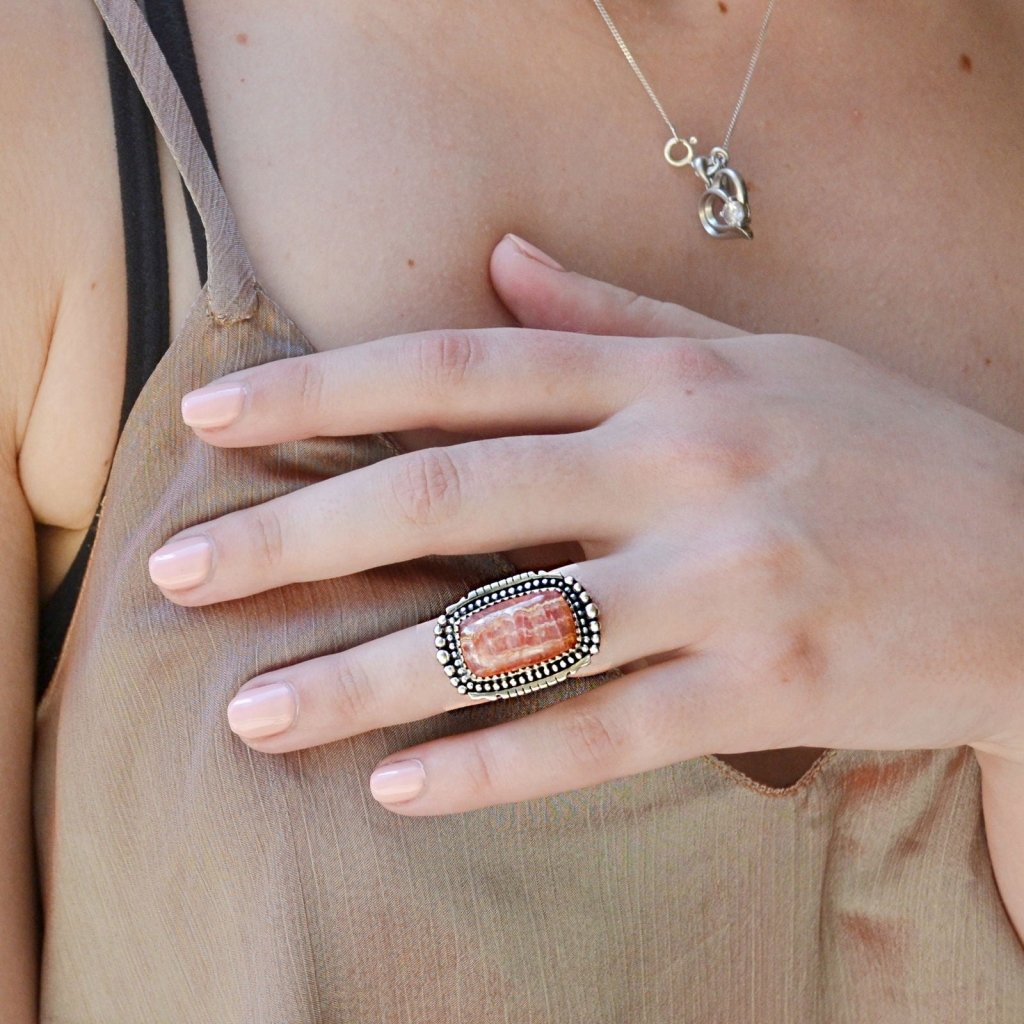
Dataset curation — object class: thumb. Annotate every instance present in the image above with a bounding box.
[490,234,745,340]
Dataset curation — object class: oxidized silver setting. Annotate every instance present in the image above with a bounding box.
[434,570,601,702]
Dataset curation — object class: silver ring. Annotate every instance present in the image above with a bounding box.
[433,569,602,701]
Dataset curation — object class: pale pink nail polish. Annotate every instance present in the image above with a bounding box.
[504,233,565,271]
[227,682,298,739]
[148,536,213,589]
[181,383,247,428]
[370,759,426,803]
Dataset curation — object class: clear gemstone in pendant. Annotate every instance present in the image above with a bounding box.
[722,198,747,228]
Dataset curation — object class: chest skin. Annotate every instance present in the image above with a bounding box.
[20,0,1023,787]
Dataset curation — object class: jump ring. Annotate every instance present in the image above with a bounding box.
[664,135,698,168]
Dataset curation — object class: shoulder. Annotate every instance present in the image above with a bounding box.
[1,0,125,512]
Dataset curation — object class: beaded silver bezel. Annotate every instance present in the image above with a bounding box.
[434,570,601,702]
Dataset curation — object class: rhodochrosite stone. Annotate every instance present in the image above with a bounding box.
[459,589,578,678]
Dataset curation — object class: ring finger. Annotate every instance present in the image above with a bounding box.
[225,550,707,753]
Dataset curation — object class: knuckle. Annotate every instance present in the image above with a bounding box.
[663,338,735,389]
[415,331,481,393]
[745,531,808,594]
[761,627,829,697]
[672,431,763,484]
[248,504,286,573]
[322,655,380,725]
[389,447,464,529]
[558,708,625,771]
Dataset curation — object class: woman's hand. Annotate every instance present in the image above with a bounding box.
[147,234,1024,816]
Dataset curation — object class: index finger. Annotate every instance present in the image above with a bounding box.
[177,329,723,446]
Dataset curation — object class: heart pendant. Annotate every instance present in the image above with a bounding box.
[692,154,753,240]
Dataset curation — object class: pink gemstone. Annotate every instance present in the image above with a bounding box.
[459,589,578,679]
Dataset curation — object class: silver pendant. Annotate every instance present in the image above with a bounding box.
[692,147,752,240]
[663,138,754,240]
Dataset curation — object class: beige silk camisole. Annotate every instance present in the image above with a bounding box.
[32,1,1024,1019]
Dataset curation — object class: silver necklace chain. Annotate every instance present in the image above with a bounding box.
[589,0,781,239]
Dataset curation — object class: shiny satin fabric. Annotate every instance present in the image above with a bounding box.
[32,1,1024,1019]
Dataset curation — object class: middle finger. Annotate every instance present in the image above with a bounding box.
[148,431,623,605]
[178,328,679,444]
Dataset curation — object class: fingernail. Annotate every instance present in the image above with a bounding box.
[227,682,298,739]
[148,536,213,589]
[181,382,248,428]
[504,233,565,271]
[370,759,426,803]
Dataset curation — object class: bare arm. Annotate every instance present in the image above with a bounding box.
[0,102,41,1024]
[0,3,102,1017]
[0,170,45,1017]
[0,469,42,1021]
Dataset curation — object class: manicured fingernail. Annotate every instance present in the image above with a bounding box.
[181,382,248,428]
[370,759,426,803]
[148,536,213,589]
[504,233,565,271]
[227,682,298,739]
